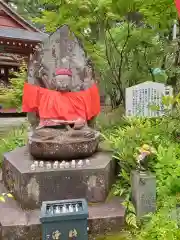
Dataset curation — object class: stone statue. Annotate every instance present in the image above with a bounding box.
[25,25,100,160]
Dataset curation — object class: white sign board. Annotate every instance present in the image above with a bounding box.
[126,81,173,117]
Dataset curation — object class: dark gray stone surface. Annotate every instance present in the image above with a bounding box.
[0,183,125,240]
[28,25,94,91]
[3,147,115,209]
[131,170,156,218]
[29,128,100,160]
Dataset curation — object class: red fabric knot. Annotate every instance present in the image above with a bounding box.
[55,68,72,76]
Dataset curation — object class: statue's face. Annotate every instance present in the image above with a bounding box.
[55,74,72,91]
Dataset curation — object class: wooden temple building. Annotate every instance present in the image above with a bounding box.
[0,0,47,113]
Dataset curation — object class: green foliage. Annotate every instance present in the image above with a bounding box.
[33,0,178,107]
[0,63,26,110]
[100,98,180,236]
[137,198,180,240]
[0,125,27,167]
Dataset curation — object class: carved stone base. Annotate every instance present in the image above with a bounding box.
[29,128,100,160]
[0,181,125,239]
[3,147,115,209]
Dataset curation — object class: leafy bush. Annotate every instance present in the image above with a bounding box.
[101,102,180,235]
[137,197,180,240]
[0,62,26,110]
[0,125,27,167]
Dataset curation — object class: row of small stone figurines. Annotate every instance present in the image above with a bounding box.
[47,203,82,214]
[30,159,91,171]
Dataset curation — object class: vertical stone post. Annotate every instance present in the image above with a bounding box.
[131,170,156,218]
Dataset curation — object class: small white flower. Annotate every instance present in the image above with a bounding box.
[84,28,91,35]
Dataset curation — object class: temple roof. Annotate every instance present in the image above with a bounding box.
[0,0,41,32]
[0,0,48,42]
[0,27,48,42]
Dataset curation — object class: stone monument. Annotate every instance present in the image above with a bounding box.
[0,26,125,239]
[131,144,156,218]
[131,170,156,218]
[26,25,100,160]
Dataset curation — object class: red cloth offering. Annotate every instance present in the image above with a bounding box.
[175,0,180,16]
[22,83,100,121]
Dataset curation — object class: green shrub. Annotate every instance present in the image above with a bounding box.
[0,62,26,110]
[137,197,180,240]
[101,104,180,233]
[0,125,27,167]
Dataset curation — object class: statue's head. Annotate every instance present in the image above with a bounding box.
[54,68,72,91]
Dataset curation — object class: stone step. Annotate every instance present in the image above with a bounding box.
[0,183,125,240]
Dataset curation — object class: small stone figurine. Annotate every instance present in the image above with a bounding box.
[39,161,44,168]
[62,204,67,213]
[69,204,74,212]
[85,159,90,165]
[77,160,83,167]
[71,160,76,168]
[53,162,58,169]
[30,163,36,171]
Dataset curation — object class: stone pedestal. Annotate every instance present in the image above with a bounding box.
[2,146,115,209]
[0,181,125,240]
[131,170,156,218]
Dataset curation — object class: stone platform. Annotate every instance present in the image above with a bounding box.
[0,183,125,240]
[3,147,115,209]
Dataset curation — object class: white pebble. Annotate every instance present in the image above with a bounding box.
[54,161,59,165]
[34,161,39,167]
[30,164,36,171]
[39,161,44,168]
[46,163,51,169]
